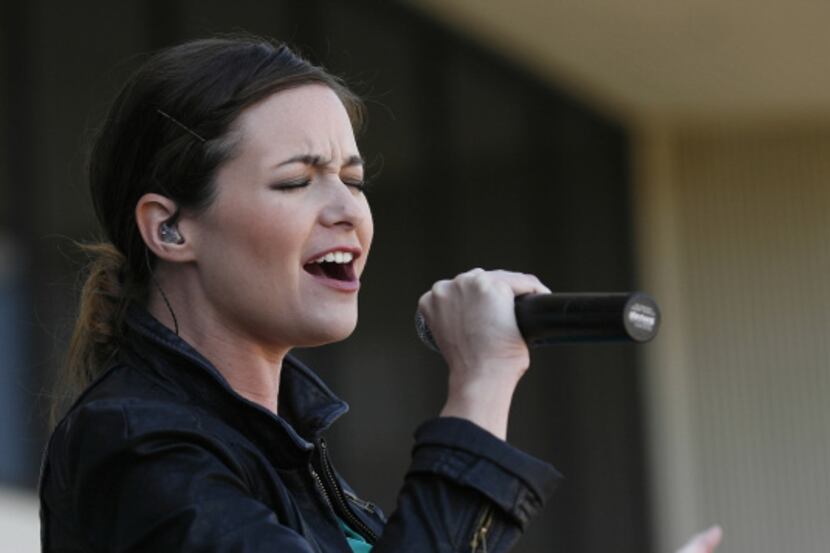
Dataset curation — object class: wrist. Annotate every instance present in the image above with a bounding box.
[440,377,519,440]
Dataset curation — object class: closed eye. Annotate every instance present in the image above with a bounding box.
[270,179,310,191]
[270,177,371,193]
[345,178,371,193]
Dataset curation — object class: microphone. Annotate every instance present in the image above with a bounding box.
[415,292,661,353]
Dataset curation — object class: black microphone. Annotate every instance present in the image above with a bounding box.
[415,292,661,353]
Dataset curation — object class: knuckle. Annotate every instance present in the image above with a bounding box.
[473,271,493,287]
[460,269,487,286]
[456,267,485,282]
[431,279,451,296]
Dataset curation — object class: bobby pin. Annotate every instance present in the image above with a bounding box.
[156,109,207,143]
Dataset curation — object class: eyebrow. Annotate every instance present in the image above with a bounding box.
[275,154,364,168]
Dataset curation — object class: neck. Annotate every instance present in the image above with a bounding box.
[146,279,290,415]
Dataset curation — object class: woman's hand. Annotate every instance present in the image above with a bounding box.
[676,526,723,553]
[418,268,551,439]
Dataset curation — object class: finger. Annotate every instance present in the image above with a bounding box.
[417,291,431,312]
[428,279,452,300]
[676,525,723,553]
[487,270,552,296]
[698,526,723,550]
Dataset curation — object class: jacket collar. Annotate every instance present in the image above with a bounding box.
[122,304,349,454]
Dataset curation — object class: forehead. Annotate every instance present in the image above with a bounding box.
[231,84,358,161]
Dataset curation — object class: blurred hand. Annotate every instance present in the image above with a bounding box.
[676,526,723,553]
[418,268,551,439]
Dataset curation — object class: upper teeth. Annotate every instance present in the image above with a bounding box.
[313,251,354,264]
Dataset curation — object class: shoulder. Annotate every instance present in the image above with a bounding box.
[53,362,202,441]
[40,391,297,552]
[58,354,235,437]
[46,366,243,481]
[60,395,204,442]
[49,396,223,473]
[41,387,255,519]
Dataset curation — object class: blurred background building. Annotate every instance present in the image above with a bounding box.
[2,1,829,551]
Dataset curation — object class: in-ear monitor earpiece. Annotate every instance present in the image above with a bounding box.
[159,222,184,244]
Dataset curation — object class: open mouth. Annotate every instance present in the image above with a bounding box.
[303,250,359,283]
[303,260,357,282]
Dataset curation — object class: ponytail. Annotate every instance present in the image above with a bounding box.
[51,242,130,426]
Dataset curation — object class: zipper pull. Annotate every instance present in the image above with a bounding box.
[343,489,377,514]
[470,506,494,553]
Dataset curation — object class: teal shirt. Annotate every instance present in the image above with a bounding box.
[339,518,373,553]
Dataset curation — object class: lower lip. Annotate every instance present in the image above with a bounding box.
[305,271,361,292]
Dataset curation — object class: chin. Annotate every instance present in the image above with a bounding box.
[297,315,358,347]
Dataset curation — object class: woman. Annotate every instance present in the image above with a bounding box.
[40,36,721,553]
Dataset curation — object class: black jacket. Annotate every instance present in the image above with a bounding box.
[40,305,561,552]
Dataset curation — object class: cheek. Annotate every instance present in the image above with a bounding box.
[203,198,307,276]
[241,215,297,262]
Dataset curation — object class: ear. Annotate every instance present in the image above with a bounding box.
[135,193,196,263]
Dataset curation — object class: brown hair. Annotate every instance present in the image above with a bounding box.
[53,35,365,425]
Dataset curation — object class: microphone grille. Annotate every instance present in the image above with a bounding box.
[414,311,441,353]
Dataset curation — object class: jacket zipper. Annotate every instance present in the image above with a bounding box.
[309,466,333,510]
[317,438,379,543]
[469,504,494,553]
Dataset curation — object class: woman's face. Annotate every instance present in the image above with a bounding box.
[183,84,373,351]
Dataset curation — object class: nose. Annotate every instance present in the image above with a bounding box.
[319,179,367,229]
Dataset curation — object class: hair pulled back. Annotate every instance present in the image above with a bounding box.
[58,36,365,422]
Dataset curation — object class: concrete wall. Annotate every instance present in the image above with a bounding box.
[635,122,830,552]
[0,487,39,552]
